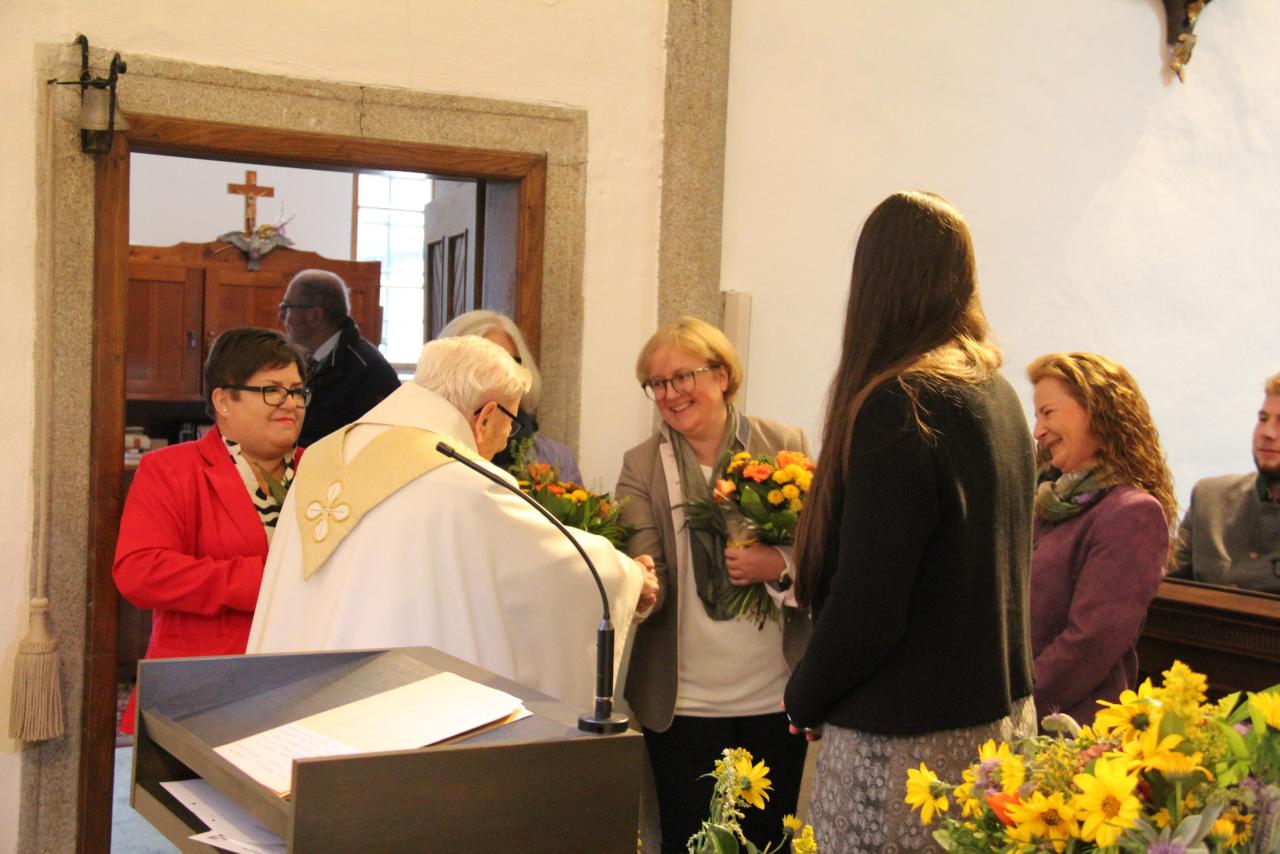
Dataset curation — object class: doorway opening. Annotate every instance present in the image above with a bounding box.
[84,114,547,852]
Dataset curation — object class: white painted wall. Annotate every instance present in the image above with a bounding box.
[722,1,1280,513]
[0,0,668,842]
[130,153,354,259]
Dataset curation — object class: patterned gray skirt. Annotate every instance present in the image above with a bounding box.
[807,695,1036,853]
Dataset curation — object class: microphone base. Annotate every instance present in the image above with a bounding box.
[577,712,629,735]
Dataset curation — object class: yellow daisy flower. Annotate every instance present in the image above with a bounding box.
[1094,680,1162,739]
[904,763,949,825]
[734,756,772,810]
[975,738,1026,795]
[1249,690,1280,729]
[781,814,802,834]
[1005,791,1078,851]
[1071,757,1142,847]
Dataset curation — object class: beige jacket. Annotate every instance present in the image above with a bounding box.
[615,415,812,732]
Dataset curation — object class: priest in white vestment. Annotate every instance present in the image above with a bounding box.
[247,335,656,713]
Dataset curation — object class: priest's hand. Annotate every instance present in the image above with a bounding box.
[725,544,784,586]
[634,555,659,618]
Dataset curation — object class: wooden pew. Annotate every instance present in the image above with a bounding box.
[1138,579,1280,695]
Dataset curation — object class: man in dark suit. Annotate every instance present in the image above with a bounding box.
[279,269,401,446]
[1172,371,1280,592]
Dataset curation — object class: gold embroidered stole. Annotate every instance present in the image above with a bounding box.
[293,425,480,581]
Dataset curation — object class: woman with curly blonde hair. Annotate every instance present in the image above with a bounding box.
[1027,352,1174,726]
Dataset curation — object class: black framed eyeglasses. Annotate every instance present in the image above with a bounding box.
[219,384,313,408]
[474,402,522,437]
[277,302,317,317]
[642,364,720,401]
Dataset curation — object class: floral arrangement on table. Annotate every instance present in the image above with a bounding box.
[682,450,815,627]
[506,437,632,550]
[904,661,1280,852]
[687,747,819,854]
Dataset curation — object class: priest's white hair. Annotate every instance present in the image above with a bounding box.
[437,310,541,413]
[413,335,532,416]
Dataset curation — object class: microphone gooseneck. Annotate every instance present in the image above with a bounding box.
[435,441,628,735]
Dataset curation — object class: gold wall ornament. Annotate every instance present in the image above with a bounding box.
[1164,0,1215,82]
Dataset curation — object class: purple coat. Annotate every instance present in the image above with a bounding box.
[1030,484,1168,725]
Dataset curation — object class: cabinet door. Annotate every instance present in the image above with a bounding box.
[203,267,288,356]
[126,263,204,400]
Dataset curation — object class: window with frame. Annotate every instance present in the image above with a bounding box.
[354,171,432,371]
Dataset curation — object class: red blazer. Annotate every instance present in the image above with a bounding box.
[114,426,302,733]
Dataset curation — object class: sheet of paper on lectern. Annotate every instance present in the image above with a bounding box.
[213,671,527,797]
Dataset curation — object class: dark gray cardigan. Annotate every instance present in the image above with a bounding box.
[784,375,1035,734]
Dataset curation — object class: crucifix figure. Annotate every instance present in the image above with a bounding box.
[227,170,275,235]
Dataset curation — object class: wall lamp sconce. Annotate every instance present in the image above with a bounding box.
[49,35,128,155]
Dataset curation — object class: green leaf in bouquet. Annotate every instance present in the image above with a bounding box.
[681,497,729,539]
[738,486,768,520]
[701,822,740,854]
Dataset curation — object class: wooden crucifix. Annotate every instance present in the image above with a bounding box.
[227,170,275,235]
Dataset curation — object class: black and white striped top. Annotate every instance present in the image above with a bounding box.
[224,438,296,543]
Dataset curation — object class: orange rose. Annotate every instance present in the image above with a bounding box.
[713,479,737,501]
[775,450,814,471]
[741,462,774,483]
[527,462,553,482]
[546,483,565,496]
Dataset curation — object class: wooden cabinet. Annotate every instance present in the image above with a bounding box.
[126,242,383,400]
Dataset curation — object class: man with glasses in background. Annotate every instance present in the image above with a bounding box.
[279,268,401,446]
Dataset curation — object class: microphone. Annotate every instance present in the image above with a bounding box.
[435,441,629,735]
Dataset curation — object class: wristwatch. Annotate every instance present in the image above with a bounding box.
[777,564,793,591]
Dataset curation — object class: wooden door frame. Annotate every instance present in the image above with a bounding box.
[83,115,546,851]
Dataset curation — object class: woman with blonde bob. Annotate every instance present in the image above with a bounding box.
[784,192,1036,850]
[616,316,810,853]
[1027,352,1174,726]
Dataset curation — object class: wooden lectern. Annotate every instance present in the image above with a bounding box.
[130,646,643,852]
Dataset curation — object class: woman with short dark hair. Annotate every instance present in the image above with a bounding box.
[784,192,1036,850]
[114,327,308,733]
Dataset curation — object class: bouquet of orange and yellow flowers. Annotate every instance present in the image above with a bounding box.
[905,660,1280,852]
[507,438,632,550]
[683,449,815,627]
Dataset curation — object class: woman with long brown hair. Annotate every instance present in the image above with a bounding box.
[783,192,1036,849]
[1027,352,1173,725]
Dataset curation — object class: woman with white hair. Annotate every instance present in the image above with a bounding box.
[438,310,582,484]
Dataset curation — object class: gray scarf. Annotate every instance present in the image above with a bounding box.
[670,406,741,621]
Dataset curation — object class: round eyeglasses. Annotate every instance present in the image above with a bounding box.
[642,364,719,401]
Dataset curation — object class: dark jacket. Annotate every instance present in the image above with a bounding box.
[1031,484,1168,724]
[298,317,402,447]
[784,374,1035,734]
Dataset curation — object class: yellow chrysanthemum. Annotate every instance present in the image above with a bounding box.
[1157,660,1208,717]
[772,467,794,484]
[1005,791,1078,851]
[791,825,817,854]
[1249,691,1280,729]
[788,498,803,512]
[1094,680,1162,739]
[734,756,772,810]
[1071,757,1142,847]
[781,814,802,834]
[904,763,949,825]
[569,489,589,503]
[794,469,812,491]
[767,489,785,506]
[782,484,800,500]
